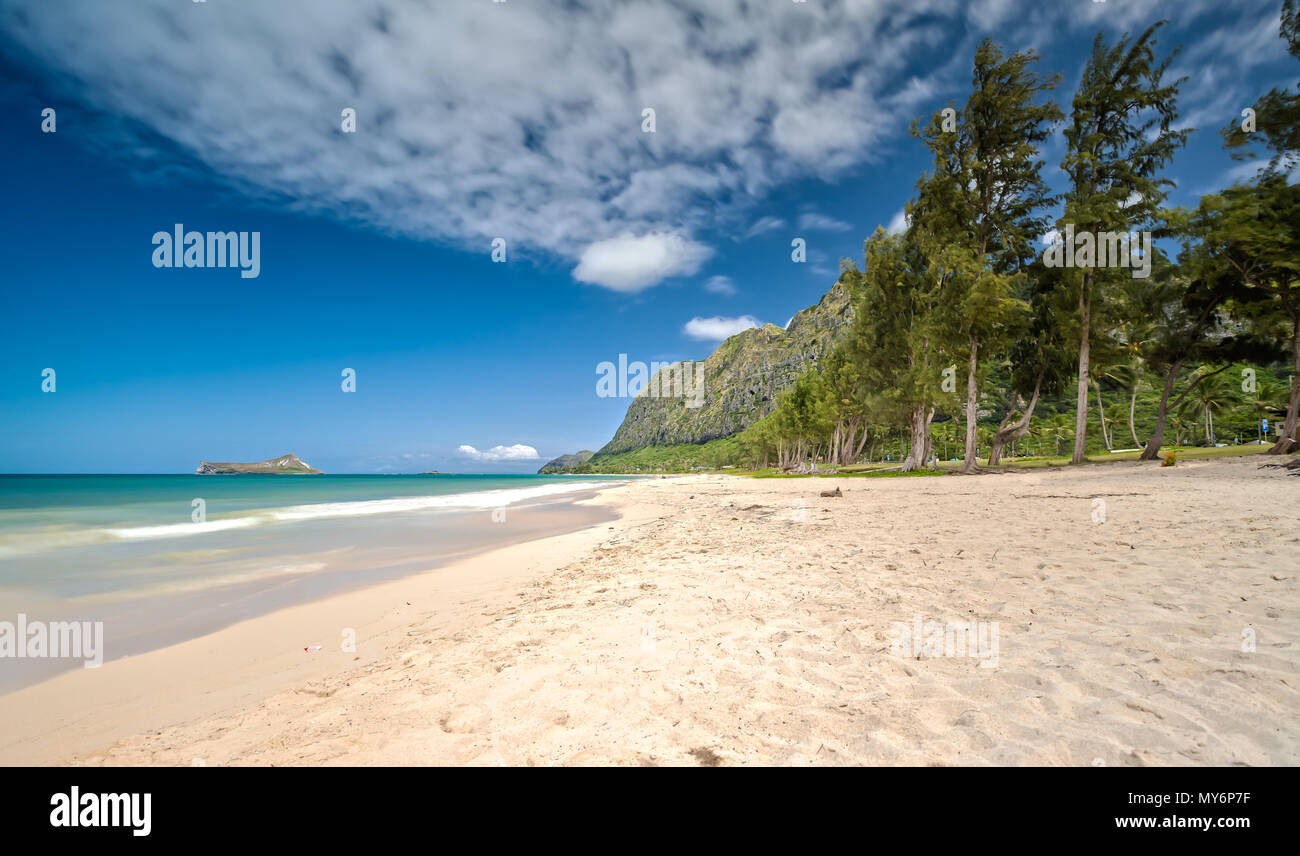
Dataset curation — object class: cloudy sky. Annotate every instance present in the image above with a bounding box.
[0,0,1293,472]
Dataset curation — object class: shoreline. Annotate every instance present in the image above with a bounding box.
[0,481,665,765]
[0,480,625,694]
[4,457,1297,766]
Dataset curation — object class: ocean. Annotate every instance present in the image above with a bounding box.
[0,474,626,691]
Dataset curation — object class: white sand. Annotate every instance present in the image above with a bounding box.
[2,456,1296,766]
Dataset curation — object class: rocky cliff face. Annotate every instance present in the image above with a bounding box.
[597,277,857,455]
[196,454,323,474]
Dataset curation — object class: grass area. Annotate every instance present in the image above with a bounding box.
[747,465,953,478]
[559,437,741,473]
[555,438,1278,476]
[738,443,1275,478]
[988,443,1273,469]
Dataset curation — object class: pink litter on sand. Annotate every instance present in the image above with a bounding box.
[304,646,322,652]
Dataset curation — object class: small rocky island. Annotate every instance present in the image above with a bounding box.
[195,454,323,474]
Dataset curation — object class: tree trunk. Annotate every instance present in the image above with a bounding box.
[1139,363,1180,461]
[1268,312,1299,454]
[853,421,870,464]
[1094,382,1112,451]
[1072,279,1092,465]
[902,403,933,472]
[1129,391,1141,448]
[1141,359,1236,460]
[961,334,980,473]
[988,369,1044,467]
[988,411,1014,468]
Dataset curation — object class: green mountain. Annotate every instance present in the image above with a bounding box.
[195,453,323,474]
[546,276,858,471]
[599,277,857,454]
[537,450,596,474]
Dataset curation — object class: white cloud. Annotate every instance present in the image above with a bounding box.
[0,0,980,289]
[3,0,1268,292]
[457,444,540,462]
[1222,160,1268,186]
[966,0,1019,29]
[573,232,712,292]
[1180,6,1285,69]
[799,212,853,232]
[704,275,736,296]
[742,216,786,240]
[683,314,762,341]
[886,209,909,234]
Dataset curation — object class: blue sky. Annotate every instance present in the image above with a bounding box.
[0,0,1293,473]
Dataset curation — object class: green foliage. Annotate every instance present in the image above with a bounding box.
[1057,21,1188,462]
[910,39,1063,469]
[584,16,1297,473]
[573,437,743,473]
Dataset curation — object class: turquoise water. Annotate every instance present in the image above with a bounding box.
[0,473,619,532]
[0,473,625,567]
[0,474,626,690]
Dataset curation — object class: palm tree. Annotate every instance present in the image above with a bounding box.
[1090,378,1114,451]
[1177,370,1238,445]
[1170,413,1189,446]
[1107,279,1158,449]
[976,425,994,462]
[1101,363,1145,448]
[1103,411,1125,450]
[1240,379,1288,443]
[1039,412,1075,457]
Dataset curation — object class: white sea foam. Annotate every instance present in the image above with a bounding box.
[269,481,617,521]
[107,517,263,539]
[0,481,617,556]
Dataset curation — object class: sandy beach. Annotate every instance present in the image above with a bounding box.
[2,456,1296,766]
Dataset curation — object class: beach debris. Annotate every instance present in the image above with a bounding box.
[304,645,322,652]
[819,486,843,498]
[688,746,723,767]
